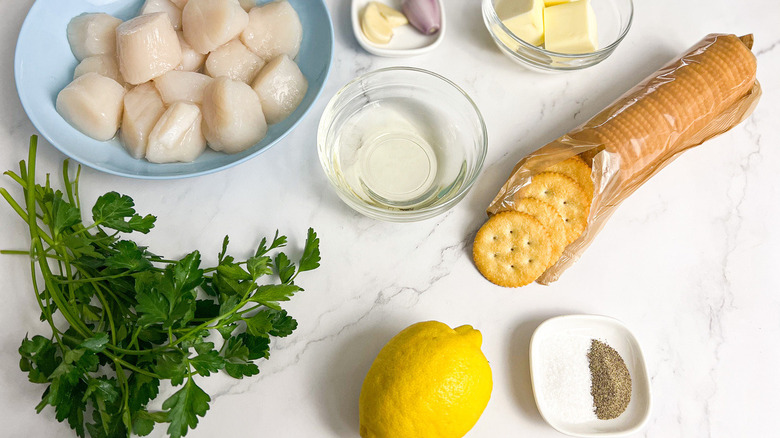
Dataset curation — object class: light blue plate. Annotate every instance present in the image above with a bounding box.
[15,0,334,179]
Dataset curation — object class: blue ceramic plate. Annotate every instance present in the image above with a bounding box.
[15,0,334,179]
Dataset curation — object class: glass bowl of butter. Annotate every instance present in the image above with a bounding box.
[483,0,633,71]
[317,67,488,222]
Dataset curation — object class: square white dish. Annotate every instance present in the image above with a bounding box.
[529,314,652,437]
[351,0,445,57]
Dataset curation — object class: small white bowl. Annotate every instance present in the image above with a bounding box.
[351,0,445,57]
[529,315,652,437]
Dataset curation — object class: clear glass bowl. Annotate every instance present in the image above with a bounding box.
[482,0,634,72]
[317,67,488,222]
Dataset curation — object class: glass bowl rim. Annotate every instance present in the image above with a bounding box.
[483,0,635,59]
[317,66,489,221]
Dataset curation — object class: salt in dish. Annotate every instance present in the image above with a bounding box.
[529,314,651,437]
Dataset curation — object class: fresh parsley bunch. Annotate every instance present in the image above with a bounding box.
[0,137,321,438]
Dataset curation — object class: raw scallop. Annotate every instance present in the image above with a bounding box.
[117,13,182,85]
[146,102,207,163]
[251,54,308,124]
[56,72,125,141]
[201,77,267,154]
[241,1,302,60]
[66,13,122,61]
[153,71,213,104]
[121,83,166,158]
[175,32,206,72]
[73,55,125,85]
[182,0,249,55]
[140,0,182,30]
[204,39,264,84]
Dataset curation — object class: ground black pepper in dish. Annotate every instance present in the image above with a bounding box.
[588,339,632,420]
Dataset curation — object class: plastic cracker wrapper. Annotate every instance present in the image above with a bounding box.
[485,33,762,285]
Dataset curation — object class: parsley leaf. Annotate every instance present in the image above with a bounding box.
[243,312,274,337]
[154,351,188,387]
[248,284,301,310]
[162,379,211,438]
[255,230,287,257]
[104,240,153,271]
[92,192,155,234]
[274,253,295,283]
[222,336,261,379]
[50,193,81,235]
[268,310,298,338]
[298,228,321,273]
[189,350,225,377]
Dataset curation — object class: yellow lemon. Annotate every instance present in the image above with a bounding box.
[359,321,493,438]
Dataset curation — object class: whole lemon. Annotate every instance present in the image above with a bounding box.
[359,321,493,438]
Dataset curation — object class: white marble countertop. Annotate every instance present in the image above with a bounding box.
[1,0,778,436]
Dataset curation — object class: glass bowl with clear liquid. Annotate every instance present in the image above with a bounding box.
[318,67,487,222]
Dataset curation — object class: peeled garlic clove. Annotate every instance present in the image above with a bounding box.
[153,70,213,104]
[74,55,124,86]
[146,102,207,163]
[117,13,182,85]
[170,0,189,8]
[56,72,125,141]
[182,0,249,55]
[121,83,166,159]
[175,31,206,72]
[402,0,441,35]
[241,1,302,60]
[361,2,393,45]
[202,76,267,154]
[140,0,182,30]
[374,2,408,28]
[204,39,265,84]
[66,13,123,60]
[251,55,307,125]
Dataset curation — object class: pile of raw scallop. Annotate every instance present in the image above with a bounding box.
[56,0,308,164]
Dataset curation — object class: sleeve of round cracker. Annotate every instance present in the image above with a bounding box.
[486,33,762,285]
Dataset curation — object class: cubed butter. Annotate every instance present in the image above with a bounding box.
[494,0,544,47]
[543,0,598,54]
[544,0,574,6]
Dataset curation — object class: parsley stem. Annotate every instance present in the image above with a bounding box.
[170,298,249,348]
[1,249,30,255]
[0,187,27,219]
[104,351,162,379]
[23,138,91,341]
[1,248,66,260]
[54,271,136,284]
[90,281,117,345]
[113,360,134,437]
[30,258,64,346]
[62,159,77,207]
[73,265,134,305]
[0,188,58,250]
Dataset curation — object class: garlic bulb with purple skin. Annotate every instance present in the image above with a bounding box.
[402,0,441,35]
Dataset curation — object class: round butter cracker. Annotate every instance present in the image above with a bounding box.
[708,38,753,81]
[678,66,719,114]
[545,156,594,198]
[473,211,553,287]
[520,172,590,244]
[512,197,568,266]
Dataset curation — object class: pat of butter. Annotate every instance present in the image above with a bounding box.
[494,0,544,47]
[544,0,574,6]
[543,0,598,54]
